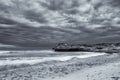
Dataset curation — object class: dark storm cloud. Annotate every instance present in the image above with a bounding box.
[109,0,120,7]
[0,0,120,47]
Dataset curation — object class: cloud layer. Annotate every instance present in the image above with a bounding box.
[0,0,120,47]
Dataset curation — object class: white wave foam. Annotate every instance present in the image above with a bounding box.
[0,52,106,66]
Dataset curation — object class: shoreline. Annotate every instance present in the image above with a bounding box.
[0,51,106,66]
[0,53,119,80]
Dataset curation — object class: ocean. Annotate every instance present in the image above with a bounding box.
[0,50,106,66]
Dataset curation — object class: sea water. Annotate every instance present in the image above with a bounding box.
[0,50,106,66]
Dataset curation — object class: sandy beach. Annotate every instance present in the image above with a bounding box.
[0,52,120,80]
[46,57,120,80]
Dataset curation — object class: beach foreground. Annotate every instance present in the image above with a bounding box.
[45,55,120,80]
[0,53,120,80]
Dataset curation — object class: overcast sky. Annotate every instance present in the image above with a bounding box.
[0,0,120,47]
